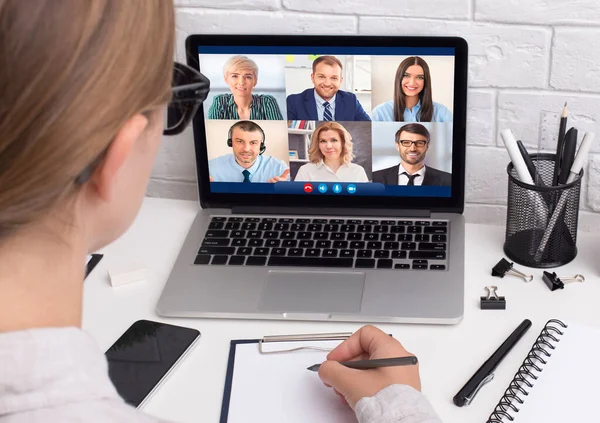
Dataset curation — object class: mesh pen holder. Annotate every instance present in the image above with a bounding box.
[504,153,583,268]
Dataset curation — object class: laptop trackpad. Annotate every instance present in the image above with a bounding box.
[258,270,365,313]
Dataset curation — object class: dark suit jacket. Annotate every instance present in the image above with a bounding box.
[286,88,370,121]
[372,164,452,186]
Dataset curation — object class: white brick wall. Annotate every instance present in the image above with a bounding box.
[149,0,600,229]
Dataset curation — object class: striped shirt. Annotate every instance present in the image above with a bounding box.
[207,93,283,120]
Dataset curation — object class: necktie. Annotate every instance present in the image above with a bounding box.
[242,169,251,183]
[402,172,421,186]
[323,101,333,121]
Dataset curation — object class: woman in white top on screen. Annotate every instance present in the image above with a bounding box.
[371,56,452,122]
[294,122,369,182]
[0,1,440,422]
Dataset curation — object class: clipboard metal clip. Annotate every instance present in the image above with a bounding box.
[258,332,352,355]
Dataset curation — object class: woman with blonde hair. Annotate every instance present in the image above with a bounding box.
[294,122,369,182]
[207,55,283,120]
[0,1,440,422]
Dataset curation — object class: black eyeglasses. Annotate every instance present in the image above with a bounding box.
[74,62,210,184]
[397,139,428,148]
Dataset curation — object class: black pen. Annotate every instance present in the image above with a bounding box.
[453,319,532,407]
[552,102,568,186]
[307,356,418,372]
[516,140,545,187]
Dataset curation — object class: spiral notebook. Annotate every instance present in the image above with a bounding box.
[487,319,600,422]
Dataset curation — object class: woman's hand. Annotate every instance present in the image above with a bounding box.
[317,325,421,408]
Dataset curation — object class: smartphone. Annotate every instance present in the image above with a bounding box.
[105,319,201,408]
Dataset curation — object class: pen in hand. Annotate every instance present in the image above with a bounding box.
[307,356,418,372]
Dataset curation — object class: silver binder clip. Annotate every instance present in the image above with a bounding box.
[492,258,533,283]
[258,332,352,354]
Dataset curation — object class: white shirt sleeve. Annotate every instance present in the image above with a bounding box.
[354,385,442,423]
[293,164,311,181]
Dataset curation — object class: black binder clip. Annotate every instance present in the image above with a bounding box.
[480,286,506,310]
[542,272,585,291]
[492,258,533,283]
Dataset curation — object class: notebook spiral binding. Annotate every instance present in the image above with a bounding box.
[486,319,568,423]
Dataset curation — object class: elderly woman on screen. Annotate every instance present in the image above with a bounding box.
[294,122,369,182]
[207,55,283,120]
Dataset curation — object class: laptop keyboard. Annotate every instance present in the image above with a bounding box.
[194,216,448,270]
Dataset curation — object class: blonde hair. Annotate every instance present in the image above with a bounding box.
[223,55,258,80]
[308,122,355,165]
[0,0,174,238]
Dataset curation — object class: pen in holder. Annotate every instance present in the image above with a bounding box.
[504,153,582,268]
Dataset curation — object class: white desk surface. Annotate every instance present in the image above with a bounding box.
[82,197,600,423]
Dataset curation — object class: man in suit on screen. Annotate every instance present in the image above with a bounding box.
[372,123,451,186]
[286,55,370,122]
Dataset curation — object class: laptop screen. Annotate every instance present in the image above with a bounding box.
[193,40,465,206]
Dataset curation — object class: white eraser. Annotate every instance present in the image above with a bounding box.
[108,263,147,287]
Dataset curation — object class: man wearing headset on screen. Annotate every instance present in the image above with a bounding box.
[209,120,290,183]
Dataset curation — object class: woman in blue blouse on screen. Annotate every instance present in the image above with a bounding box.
[371,56,452,123]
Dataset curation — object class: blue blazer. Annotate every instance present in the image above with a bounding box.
[286,88,371,121]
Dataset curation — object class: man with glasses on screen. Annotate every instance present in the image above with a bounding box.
[372,123,451,186]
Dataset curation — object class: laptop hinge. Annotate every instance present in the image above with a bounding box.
[231,206,431,218]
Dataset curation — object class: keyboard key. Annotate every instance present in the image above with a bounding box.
[224,222,240,230]
[414,221,431,226]
[424,226,447,234]
[381,233,396,241]
[308,224,322,231]
[313,232,329,240]
[407,226,422,234]
[297,232,312,240]
[205,230,228,238]
[340,224,355,232]
[246,256,267,266]
[258,223,273,231]
[333,241,348,249]
[323,224,338,232]
[394,263,410,269]
[397,234,413,241]
[241,223,256,230]
[202,238,230,247]
[211,217,226,222]
[340,249,355,258]
[432,235,447,242]
[315,240,331,248]
[299,240,314,248]
[323,249,337,257]
[231,239,247,247]
[262,218,277,223]
[231,230,245,238]
[413,260,428,265]
[228,255,245,265]
[236,247,252,255]
[248,239,264,247]
[264,231,279,239]
[366,241,382,249]
[357,225,372,232]
[374,250,390,258]
[347,219,361,224]
[281,231,295,239]
[198,246,235,255]
[254,248,270,255]
[365,219,379,224]
[431,264,446,270]
[268,257,353,267]
[381,220,395,225]
[227,217,243,222]
[274,223,289,231]
[412,264,428,270]
[390,226,405,233]
[211,255,228,265]
[291,223,305,231]
[397,220,412,225]
[432,221,448,226]
[313,218,328,224]
[391,251,407,259]
[374,225,388,233]
[364,233,379,241]
[419,243,446,251]
[347,233,362,240]
[288,248,303,256]
[331,233,345,240]
[355,258,376,268]
[279,218,294,223]
[330,219,345,224]
[377,259,393,269]
[208,222,224,229]
[245,217,260,222]
[305,248,320,257]
[409,251,447,260]
[281,240,297,248]
[194,255,211,265]
[350,241,365,249]
[357,250,372,258]
[247,231,261,238]
[401,242,417,250]
[384,241,399,250]
[271,248,287,256]
[414,234,430,242]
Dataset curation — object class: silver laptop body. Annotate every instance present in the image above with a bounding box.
[157,34,468,324]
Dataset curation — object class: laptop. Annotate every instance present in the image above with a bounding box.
[156,34,468,324]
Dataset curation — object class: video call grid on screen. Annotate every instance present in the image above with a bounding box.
[198,46,456,198]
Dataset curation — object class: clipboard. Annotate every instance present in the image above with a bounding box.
[220,332,357,423]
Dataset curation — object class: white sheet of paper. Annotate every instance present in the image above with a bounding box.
[225,340,357,422]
